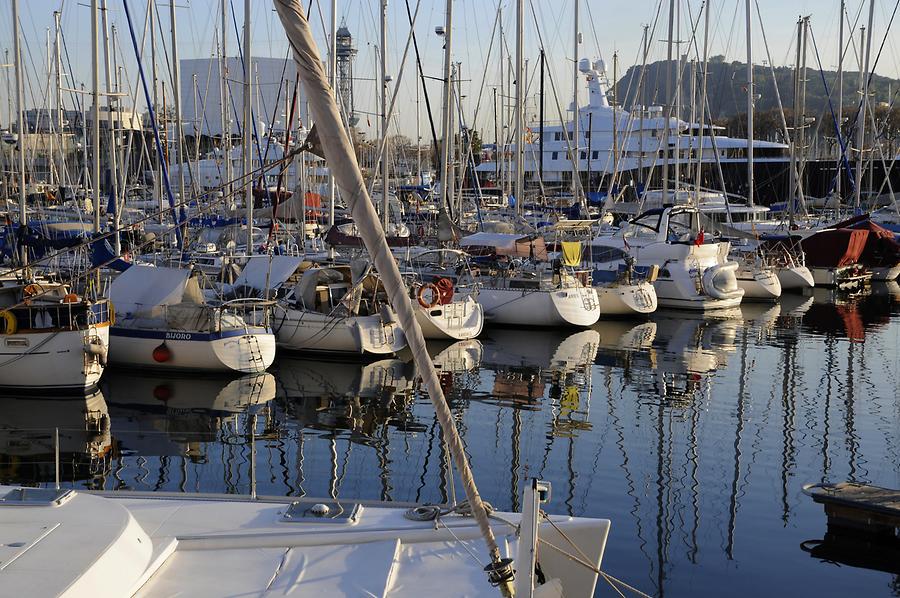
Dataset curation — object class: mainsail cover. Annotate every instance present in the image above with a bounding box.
[109,265,190,316]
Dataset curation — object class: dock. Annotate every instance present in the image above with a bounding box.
[804,482,900,535]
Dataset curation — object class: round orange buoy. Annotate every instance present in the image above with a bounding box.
[153,384,173,402]
[152,342,172,363]
[416,283,441,308]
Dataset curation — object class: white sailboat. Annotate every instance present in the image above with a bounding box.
[0,272,111,392]
[108,265,275,373]
[275,263,407,355]
[458,233,601,327]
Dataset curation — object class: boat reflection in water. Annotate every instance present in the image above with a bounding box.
[0,391,111,487]
[102,371,276,467]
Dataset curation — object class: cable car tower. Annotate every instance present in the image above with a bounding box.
[335,21,359,128]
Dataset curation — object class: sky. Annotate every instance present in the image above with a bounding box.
[3,0,900,141]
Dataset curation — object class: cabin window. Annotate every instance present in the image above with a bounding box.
[591,246,627,263]
[580,151,587,160]
[5,338,27,348]
[592,151,599,160]
[551,152,558,160]
[554,132,562,141]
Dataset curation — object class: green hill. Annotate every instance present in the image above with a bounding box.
[615,55,898,122]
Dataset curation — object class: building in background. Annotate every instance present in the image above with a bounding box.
[179,57,306,139]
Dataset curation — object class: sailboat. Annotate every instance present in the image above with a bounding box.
[108,264,276,372]
[0,0,110,392]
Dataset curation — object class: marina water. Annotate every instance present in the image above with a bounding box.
[1,285,898,597]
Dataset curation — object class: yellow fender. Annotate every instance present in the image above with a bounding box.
[0,311,17,335]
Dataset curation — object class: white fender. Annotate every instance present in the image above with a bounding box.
[701,262,744,301]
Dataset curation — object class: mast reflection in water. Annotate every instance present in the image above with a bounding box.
[0,282,897,596]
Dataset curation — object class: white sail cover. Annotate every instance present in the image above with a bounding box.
[233,255,304,291]
[109,266,190,316]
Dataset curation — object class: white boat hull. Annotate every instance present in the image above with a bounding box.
[810,265,871,289]
[478,286,600,327]
[775,265,815,290]
[276,308,407,354]
[414,294,484,340]
[109,327,275,373]
[871,263,900,281]
[596,282,657,316]
[0,325,109,391]
[736,268,782,301]
[652,278,743,310]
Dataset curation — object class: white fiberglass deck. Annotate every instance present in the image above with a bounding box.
[0,487,609,597]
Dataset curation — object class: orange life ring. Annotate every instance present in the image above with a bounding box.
[435,277,454,305]
[416,283,441,309]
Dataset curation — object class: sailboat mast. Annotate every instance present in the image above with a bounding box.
[11,0,26,266]
[639,24,648,187]
[572,0,580,200]
[745,0,754,207]
[91,0,101,234]
[170,0,186,216]
[380,0,389,229]
[663,0,674,199]
[221,0,232,203]
[101,0,121,253]
[855,0,875,212]
[695,3,709,204]
[243,0,253,252]
[539,49,545,185]
[836,0,844,198]
[329,0,337,235]
[439,0,454,215]
[53,11,65,189]
[789,17,801,228]
[514,0,524,211]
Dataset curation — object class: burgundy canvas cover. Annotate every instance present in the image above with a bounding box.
[833,215,900,267]
[800,228,869,268]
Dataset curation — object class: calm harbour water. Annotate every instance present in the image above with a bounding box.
[1,283,899,597]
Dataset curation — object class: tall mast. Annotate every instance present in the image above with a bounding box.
[150,2,163,224]
[46,28,55,188]
[571,0,580,200]
[243,0,253,252]
[663,0,675,198]
[836,0,844,198]
[539,49,545,185]
[12,0,26,266]
[101,0,121,253]
[91,0,101,233]
[789,17,801,228]
[439,0,454,215]
[639,24,648,189]
[170,0,186,216]
[514,0,524,211]
[329,0,337,240]
[695,3,710,204]
[221,0,232,203]
[379,0,389,229]
[745,0,754,207]
[855,0,875,212]
[53,11,65,189]
[673,0,681,192]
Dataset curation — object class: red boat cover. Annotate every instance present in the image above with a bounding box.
[834,216,900,267]
[800,229,869,268]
